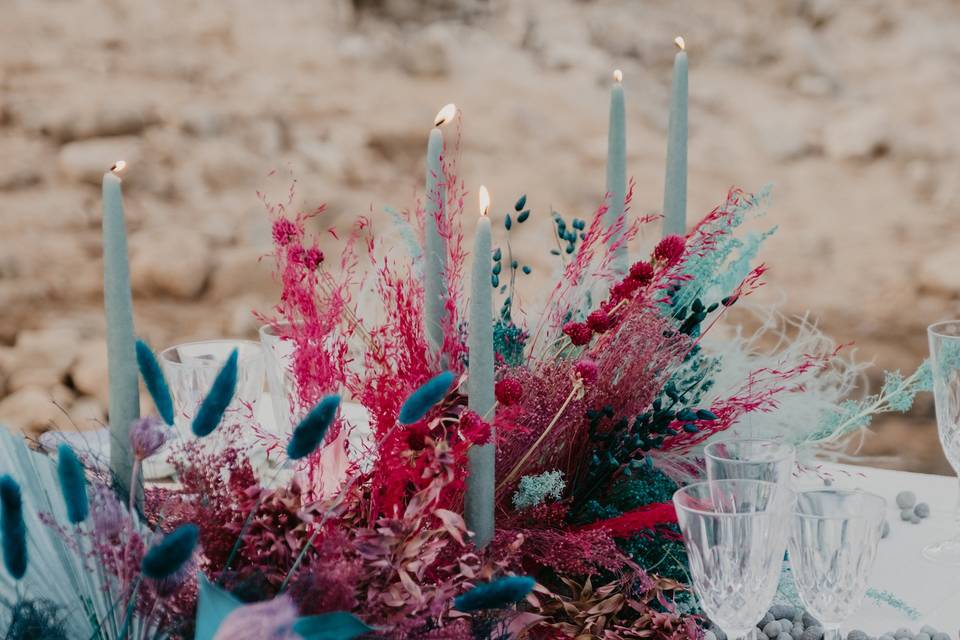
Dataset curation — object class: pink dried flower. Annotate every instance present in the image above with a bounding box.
[271,218,298,247]
[495,378,524,406]
[459,410,491,445]
[130,416,169,460]
[586,309,612,333]
[609,278,639,301]
[628,260,654,283]
[653,234,685,265]
[213,594,299,640]
[305,247,324,270]
[562,321,592,346]
[573,359,598,385]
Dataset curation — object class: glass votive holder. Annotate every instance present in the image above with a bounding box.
[159,339,265,442]
[259,323,303,438]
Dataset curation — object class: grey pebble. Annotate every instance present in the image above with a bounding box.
[778,620,794,632]
[896,491,917,509]
[881,520,891,538]
[901,508,915,521]
[764,621,783,638]
[919,627,936,635]
[710,626,728,640]
[914,502,930,518]
[759,612,776,626]
[916,633,931,640]
[895,629,913,639]
[802,612,820,627]
[703,632,717,640]
[931,635,950,640]
[801,628,824,640]
[777,634,792,640]
[879,636,895,640]
[910,513,922,524]
[847,631,869,640]
[769,604,798,620]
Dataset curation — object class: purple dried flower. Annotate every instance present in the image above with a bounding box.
[129,416,169,460]
[89,484,125,538]
[213,594,299,640]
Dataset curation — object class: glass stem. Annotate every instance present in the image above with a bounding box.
[823,627,843,640]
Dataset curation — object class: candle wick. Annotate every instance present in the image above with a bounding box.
[674,36,686,51]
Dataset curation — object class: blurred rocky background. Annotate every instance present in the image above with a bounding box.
[1,0,958,473]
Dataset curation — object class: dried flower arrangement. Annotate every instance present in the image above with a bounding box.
[0,129,930,639]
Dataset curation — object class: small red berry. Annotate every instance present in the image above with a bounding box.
[573,358,599,385]
[654,234,686,265]
[562,321,593,346]
[628,260,654,283]
[495,378,524,405]
[587,309,612,333]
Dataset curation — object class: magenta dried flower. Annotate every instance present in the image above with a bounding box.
[653,234,685,265]
[130,416,169,460]
[213,594,299,640]
[272,218,299,247]
[573,359,598,385]
[562,321,592,346]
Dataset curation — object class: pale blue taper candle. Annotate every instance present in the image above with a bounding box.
[605,70,628,275]
[465,186,495,548]
[102,164,140,502]
[663,38,688,238]
[423,110,450,356]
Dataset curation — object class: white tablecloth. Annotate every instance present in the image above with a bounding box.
[798,463,960,633]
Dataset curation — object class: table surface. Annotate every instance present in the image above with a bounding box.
[42,395,960,634]
[796,463,960,634]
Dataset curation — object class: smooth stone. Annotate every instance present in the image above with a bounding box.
[769,605,798,620]
[130,230,212,300]
[765,621,783,638]
[777,634,792,640]
[919,627,936,635]
[759,612,776,626]
[914,502,930,518]
[895,629,913,639]
[910,513,922,524]
[896,491,917,509]
[848,631,869,640]
[802,628,824,640]
[704,633,717,640]
[802,613,820,627]
[930,634,950,640]
[916,633,931,640]
[0,386,70,434]
[901,508,915,521]
[70,340,110,408]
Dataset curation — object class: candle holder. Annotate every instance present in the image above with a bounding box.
[259,322,302,437]
[159,339,265,442]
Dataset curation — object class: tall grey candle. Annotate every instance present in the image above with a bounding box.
[102,162,140,503]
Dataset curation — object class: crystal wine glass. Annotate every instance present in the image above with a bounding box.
[673,479,789,638]
[788,489,886,638]
[159,339,265,441]
[705,438,795,508]
[924,320,960,564]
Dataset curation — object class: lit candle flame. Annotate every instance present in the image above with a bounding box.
[434,103,457,127]
[478,185,490,217]
[613,69,623,83]
[110,160,127,175]
[674,36,685,51]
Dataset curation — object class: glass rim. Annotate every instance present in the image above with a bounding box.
[159,339,263,367]
[259,322,294,338]
[928,320,960,338]
[792,488,886,521]
[673,479,780,517]
[704,437,796,464]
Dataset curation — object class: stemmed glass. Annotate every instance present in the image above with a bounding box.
[705,438,795,506]
[788,490,886,638]
[259,323,302,437]
[673,479,789,638]
[159,339,265,442]
[924,320,960,564]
